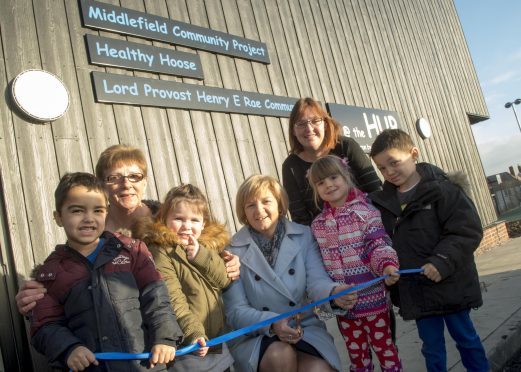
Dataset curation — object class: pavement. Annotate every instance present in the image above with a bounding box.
[326,236,521,371]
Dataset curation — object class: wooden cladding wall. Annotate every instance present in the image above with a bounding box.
[0,0,494,369]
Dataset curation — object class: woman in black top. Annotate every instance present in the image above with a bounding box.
[282,97,382,226]
[281,98,398,344]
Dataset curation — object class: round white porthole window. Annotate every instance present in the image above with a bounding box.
[11,69,70,122]
[416,117,432,139]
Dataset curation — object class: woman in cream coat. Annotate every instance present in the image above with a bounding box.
[223,175,356,372]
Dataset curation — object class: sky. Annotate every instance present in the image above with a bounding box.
[454,0,521,176]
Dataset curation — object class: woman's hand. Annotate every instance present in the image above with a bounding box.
[149,344,176,368]
[192,337,209,357]
[383,265,400,286]
[221,250,241,281]
[422,263,441,282]
[270,318,302,344]
[183,235,200,261]
[67,346,98,371]
[16,280,46,315]
[332,284,357,310]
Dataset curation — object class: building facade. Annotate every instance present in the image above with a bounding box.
[0,0,495,370]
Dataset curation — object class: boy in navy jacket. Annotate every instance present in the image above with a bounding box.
[30,172,182,371]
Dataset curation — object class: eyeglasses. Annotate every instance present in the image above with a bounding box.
[294,117,323,130]
[105,173,145,184]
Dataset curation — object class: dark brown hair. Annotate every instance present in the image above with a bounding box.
[369,129,415,158]
[54,172,108,212]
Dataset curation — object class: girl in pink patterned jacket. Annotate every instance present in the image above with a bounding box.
[309,155,402,372]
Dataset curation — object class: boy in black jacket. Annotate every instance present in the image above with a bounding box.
[368,129,488,372]
[30,172,182,371]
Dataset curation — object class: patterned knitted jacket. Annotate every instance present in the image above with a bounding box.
[311,189,399,319]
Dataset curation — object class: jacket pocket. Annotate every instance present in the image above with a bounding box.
[106,272,140,313]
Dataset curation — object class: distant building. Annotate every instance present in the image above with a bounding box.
[487,172,521,214]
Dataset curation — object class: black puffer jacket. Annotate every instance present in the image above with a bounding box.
[369,163,483,320]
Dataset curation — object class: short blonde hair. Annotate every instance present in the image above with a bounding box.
[308,155,355,207]
[95,144,148,180]
[235,175,289,225]
[288,97,340,154]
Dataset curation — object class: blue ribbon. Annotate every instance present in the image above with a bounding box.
[87,268,423,362]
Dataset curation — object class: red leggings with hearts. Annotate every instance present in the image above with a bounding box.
[337,311,402,372]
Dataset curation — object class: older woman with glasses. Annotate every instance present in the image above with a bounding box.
[16,144,240,314]
[282,97,382,226]
[223,175,356,372]
[95,144,158,234]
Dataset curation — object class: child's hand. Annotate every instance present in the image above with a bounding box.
[332,284,357,309]
[184,235,200,261]
[383,265,400,286]
[67,345,98,371]
[422,263,442,282]
[149,344,176,368]
[192,337,209,357]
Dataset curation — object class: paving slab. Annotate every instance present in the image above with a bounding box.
[326,237,521,371]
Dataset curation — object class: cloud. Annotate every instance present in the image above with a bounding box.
[487,70,517,86]
[483,91,503,107]
[476,135,521,175]
[511,47,521,62]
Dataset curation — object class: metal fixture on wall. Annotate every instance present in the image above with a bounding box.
[416,117,432,139]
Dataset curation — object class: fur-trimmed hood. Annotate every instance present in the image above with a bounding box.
[132,217,230,253]
[446,170,471,196]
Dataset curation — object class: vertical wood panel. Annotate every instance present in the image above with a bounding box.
[64,0,120,161]
[286,1,325,100]
[161,0,207,197]
[246,1,292,179]
[33,0,92,174]
[363,0,438,168]
[254,0,298,98]
[121,0,180,200]
[298,0,338,102]
[0,0,62,267]
[274,0,311,96]
[442,0,488,115]
[334,1,370,107]
[0,1,61,369]
[419,0,493,221]
[181,0,236,227]
[318,2,355,104]
[218,0,278,177]
[395,0,453,168]
[0,11,54,372]
[383,0,447,168]
[0,27,34,282]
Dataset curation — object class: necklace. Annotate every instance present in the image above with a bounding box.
[399,179,420,193]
